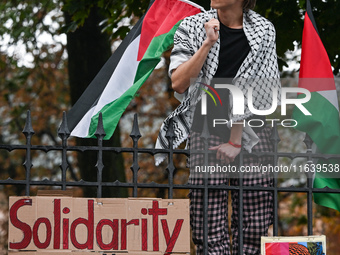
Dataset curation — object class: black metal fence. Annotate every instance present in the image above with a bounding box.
[1,111,340,254]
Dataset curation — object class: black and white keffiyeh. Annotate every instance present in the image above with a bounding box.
[155,9,281,166]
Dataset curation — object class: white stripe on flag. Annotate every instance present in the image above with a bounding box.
[71,36,141,137]
[317,90,340,111]
[94,36,141,108]
[71,105,96,137]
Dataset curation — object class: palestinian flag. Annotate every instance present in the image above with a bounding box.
[292,0,340,211]
[67,0,202,139]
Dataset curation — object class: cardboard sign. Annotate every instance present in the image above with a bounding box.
[8,197,190,254]
[261,235,326,255]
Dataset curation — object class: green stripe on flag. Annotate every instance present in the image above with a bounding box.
[293,92,340,211]
[292,92,340,154]
[313,162,340,211]
[87,21,183,139]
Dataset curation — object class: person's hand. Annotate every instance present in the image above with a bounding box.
[204,18,219,47]
[209,143,241,164]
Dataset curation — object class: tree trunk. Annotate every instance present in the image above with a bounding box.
[65,6,127,198]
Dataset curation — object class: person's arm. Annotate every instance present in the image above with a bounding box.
[209,123,243,164]
[171,18,220,94]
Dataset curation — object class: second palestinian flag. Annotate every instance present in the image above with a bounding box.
[292,0,340,211]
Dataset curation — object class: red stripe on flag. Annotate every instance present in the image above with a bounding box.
[299,12,335,93]
[137,0,201,61]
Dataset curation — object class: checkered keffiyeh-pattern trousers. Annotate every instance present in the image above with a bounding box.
[189,127,274,255]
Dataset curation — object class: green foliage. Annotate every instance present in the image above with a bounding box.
[0,0,62,48]
[255,0,303,71]
[62,0,150,39]
[0,0,151,55]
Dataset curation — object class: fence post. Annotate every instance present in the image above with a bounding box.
[58,112,70,190]
[237,136,244,255]
[95,112,106,198]
[304,133,314,235]
[200,115,210,255]
[270,120,281,236]
[22,110,34,196]
[165,118,176,199]
[130,113,141,197]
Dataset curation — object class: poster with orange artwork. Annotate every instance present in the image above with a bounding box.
[261,235,326,255]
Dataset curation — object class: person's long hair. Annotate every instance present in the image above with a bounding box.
[243,0,256,10]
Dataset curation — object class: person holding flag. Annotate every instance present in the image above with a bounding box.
[156,0,281,254]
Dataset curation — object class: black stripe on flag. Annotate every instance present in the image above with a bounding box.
[67,1,155,132]
[306,0,319,36]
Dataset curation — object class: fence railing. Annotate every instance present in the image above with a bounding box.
[1,110,340,254]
